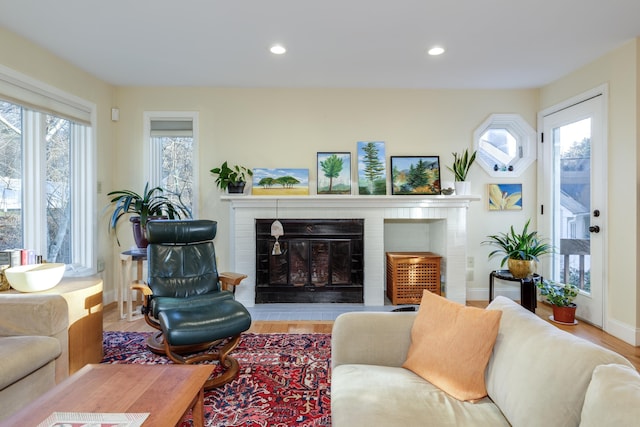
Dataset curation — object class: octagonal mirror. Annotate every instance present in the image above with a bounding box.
[473,114,536,177]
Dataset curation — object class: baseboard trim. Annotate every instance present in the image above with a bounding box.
[605,317,640,346]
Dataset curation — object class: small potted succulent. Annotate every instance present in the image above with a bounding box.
[210,161,253,194]
[536,279,579,324]
[482,219,553,278]
[447,149,476,195]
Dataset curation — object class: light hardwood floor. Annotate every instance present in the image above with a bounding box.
[103,301,639,370]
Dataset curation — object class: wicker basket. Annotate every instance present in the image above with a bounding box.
[386,252,441,305]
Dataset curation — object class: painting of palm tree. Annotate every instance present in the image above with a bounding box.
[317,152,351,194]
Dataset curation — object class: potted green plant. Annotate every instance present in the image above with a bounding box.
[482,219,553,279]
[107,182,191,247]
[536,279,579,324]
[210,161,253,194]
[447,149,476,195]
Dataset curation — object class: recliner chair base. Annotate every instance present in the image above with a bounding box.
[157,300,252,389]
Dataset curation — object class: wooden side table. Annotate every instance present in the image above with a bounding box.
[120,248,147,321]
[489,270,540,313]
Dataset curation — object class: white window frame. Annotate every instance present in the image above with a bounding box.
[143,111,199,216]
[0,65,97,275]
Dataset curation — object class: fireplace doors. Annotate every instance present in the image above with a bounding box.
[255,219,364,303]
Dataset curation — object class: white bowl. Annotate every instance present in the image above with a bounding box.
[4,263,66,292]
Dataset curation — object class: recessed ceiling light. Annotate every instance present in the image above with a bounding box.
[428,46,445,56]
[270,45,286,55]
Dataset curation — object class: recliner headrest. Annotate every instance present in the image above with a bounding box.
[146,219,217,244]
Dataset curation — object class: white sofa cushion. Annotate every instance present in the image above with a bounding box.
[485,297,634,427]
[580,363,640,426]
[0,336,60,389]
[332,363,510,427]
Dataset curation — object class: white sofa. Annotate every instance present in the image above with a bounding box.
[0,294,69,421]
[332,296,639,427]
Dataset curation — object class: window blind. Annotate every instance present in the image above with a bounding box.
[150,119,193,137]
[0,64,93,125]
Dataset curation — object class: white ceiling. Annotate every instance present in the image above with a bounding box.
[1,0,640,89]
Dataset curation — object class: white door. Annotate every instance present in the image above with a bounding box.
[539,88,607,327]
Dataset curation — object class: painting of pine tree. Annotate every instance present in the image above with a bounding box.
[357,141,386,195]
[391,156,441,195]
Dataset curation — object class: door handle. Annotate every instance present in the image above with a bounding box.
[589,225,600,233]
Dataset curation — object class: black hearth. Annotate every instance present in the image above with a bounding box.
[255,219,364,303]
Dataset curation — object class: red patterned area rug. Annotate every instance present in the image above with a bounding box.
[102,331,331,427]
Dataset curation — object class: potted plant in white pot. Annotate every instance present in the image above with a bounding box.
[446,149,476,195]
[482,219,553,279]
[210,161,253,194]
[107,183,191,248]
[536,279,579,324]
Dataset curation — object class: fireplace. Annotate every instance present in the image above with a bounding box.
[222,195,479,307]
[255,219,364,303]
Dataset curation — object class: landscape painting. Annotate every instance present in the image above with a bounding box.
[357,141,386,195]
[317,152,351,195]
[252,168,310,195]
[488,183,523,210]
[391,156,441,195]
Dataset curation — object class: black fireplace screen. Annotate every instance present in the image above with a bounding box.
[255,219,364,303]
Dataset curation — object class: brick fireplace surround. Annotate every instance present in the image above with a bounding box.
[222,195,480,307]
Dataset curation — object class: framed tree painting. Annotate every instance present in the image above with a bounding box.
[357,141,387,195]
[251,168,310,195]
[391,156,441,195]
[317,152,351,194]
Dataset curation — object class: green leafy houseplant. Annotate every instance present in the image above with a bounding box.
[447,149,477,181]
[482,219,553,278]
[483,219,553,266]
[210,161,253,192]
[536,279,579,307]
[107,182,191,246]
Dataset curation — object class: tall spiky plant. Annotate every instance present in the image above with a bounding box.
[482,219,553,267]
[447,149,477,181]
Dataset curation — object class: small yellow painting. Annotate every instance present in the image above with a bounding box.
[488,183,522,210]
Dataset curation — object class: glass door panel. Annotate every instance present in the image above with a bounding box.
[553,118,591,293]
[288,240,309,286]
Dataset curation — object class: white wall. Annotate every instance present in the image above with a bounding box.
[113,86,539,303]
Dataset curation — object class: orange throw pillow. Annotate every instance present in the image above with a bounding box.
[402,290,502,401]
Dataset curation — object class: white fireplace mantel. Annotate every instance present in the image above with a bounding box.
[222,195,480,307]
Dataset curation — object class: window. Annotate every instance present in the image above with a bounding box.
[473,113,536,177]
[144,112,198,216]
[0,65,95,274]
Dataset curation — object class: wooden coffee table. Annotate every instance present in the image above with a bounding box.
[2,364,213,426]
